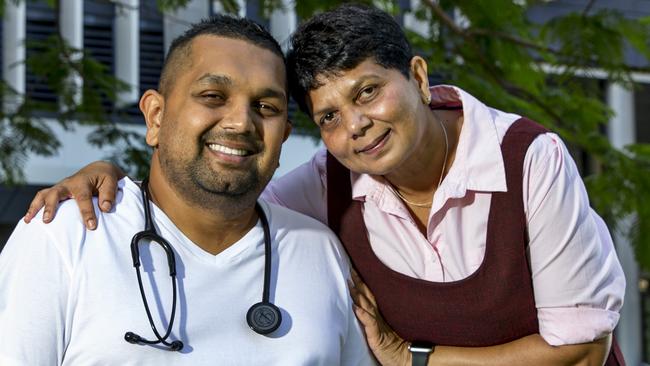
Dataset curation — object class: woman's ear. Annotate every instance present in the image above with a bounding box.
[140,90,165,147]
[410,56,431,104]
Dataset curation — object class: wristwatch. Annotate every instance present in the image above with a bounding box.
[408,341,434,366]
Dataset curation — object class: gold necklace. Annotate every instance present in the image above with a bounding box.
[388,110,449,208]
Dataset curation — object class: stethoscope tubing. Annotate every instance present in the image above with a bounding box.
[258,204,272,304]
[133,261,178,344]
[126,178,280,351]
[126,178,181,350]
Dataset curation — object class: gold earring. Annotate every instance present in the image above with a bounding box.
[423,94,431,105]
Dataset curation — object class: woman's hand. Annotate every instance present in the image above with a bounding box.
[349,270,411,366]
[24,161,126,230]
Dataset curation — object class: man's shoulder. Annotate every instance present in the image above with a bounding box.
[30,177,139,232]
[23,198,92,242]
[2,200,91,274]
[12,178,141,259]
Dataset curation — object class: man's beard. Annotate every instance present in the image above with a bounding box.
[158,131,266,211]
[188,156,261,197]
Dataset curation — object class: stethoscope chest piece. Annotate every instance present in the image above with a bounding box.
[247,301,282,334]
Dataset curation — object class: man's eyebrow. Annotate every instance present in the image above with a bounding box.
[257,88,287,103]
[196,73,233,86]
[194,73,285,101]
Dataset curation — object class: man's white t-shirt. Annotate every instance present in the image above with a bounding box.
[0,178,374,366]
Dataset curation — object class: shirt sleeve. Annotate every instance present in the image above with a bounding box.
[262,148,329,225]
[523,133,625,346]
[0,220,72,365]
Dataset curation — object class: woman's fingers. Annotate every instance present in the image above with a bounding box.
[71,187,100,230]
[96,175,118,213]
[349,280,377,316]
[24,186,71,224]
[351,269,377,306]
[350,277,411,366]
[23,179,98,230]
[353,303,380,332]
[23,161,124,230]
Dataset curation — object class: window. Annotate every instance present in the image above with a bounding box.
[0,15,3,105]
[636,82,650,362]
[25,0,57,105]
[84,0,116,114]
[396,0,412,26]
[140,0,164,95]
[561,77,607,177]
[121,0,164,121]
[634,83,650,143]
[246,0,270,30]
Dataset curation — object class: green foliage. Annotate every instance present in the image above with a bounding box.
[0,88,61,183]
[0,0,139,184]
[155,0,194,12]
[1,0,649,269]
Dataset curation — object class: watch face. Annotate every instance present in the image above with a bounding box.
[409,341,434,353]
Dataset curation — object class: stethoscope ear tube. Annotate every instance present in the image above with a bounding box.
[125,178,184,351]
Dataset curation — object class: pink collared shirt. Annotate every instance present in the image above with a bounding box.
[262,85,625,346]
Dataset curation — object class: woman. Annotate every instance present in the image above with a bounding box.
[25,4,625,365]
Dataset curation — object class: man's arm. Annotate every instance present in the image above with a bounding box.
[0,220,72,365]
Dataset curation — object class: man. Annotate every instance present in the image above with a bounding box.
[0,15,373,365]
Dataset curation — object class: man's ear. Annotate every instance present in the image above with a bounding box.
[140,90,165,147]
[283,120,293,142]
[410,56,430,102]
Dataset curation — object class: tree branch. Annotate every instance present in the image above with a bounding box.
[582,0,597,17]
[468,28,563,56]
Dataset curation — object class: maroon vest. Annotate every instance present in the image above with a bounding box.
[327,118,625,364]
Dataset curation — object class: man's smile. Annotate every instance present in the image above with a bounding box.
[207,143,253,156]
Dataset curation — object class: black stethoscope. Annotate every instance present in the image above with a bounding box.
[124,178,282,351]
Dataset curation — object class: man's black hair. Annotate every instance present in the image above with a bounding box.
[159,14,284,95]
[287,4,414,115]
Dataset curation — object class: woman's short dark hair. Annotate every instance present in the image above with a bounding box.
[287,4,414,115]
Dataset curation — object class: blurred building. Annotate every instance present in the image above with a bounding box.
[1,0,648,363]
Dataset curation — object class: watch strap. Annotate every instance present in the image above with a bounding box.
[409,341,434,366]
[411,350,430,366]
